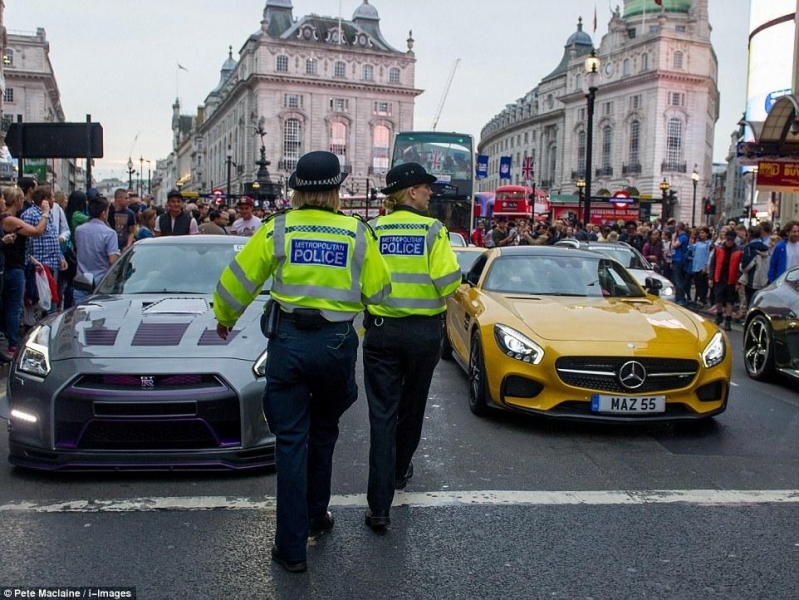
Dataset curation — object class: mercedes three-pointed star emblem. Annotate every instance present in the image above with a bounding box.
[618,360,646,390]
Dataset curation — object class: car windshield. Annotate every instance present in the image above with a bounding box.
[482,255,645,298]
[96,241,271,295]
[592,245,651,270]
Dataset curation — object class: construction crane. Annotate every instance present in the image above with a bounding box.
[431,59,460,131]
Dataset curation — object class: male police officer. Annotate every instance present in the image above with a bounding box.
[363,162,461,531]
[214,151,391,573]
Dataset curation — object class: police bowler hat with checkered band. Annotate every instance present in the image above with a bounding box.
[381,162,437,195]
[288,151,348,192]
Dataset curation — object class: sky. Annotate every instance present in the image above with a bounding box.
[5,0,751,183]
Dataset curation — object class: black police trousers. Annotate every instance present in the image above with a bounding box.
[363,313,444,513]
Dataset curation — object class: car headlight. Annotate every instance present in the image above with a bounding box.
[661,285,675,297]
[18,325,52,377]
[253,349,268,377]
[701,331,726,368]
[494,324,544,365]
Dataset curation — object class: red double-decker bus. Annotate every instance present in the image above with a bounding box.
[493,185,550,220]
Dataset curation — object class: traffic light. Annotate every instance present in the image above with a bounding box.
[703,200,714,215]
[370,189,377,202]
[751,208,758,219]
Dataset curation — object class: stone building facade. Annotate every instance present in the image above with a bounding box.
[157,0,419,202]
[1,27,79,191]
[478,0,719,224]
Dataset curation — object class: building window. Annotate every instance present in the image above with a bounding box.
[666,118,683,165]
[374,102,391,116]
[577,130,586,173]
[363,65,374,80]
[334,61,346,78]
[389,67,401,83]
[601,126,612,169]
[669,92,684,107]
[627,28,637,39]
[276,55,289,72]
[623,58,631,76]
[641,53,649,71]
[329,122,348,168]
[3,49,13,67]
[283,94,304,109]
[330,98,349,112]
[602,101,613,116]
[578,107,586,121]
[3,88,13,103]
[675,25,686,33]
[631,94,642,110]
[372,124,391,172]
[673,51,683,69]
[629,120,640,165]
[282,118,303,172]
[548,147,557,182]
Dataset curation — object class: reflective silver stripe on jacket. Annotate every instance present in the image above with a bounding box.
[433,270,461,289]
[426,221,442,250]
[277,299,359,322]
[228,259,260,296]
[380,296,446,309]
[215,282,246,314]
[392,272,433,284]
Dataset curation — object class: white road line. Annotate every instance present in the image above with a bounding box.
[1,490,799,513]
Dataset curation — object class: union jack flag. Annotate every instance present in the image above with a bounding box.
[430,150,441,170]
[522,156,535,181]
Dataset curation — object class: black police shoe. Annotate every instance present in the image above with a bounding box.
[271,545,307,573]
[309,511,334,534]
[394,461,414,490]
[365,510,391,531]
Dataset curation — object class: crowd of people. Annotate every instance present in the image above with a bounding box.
[470,214,799,331]
[0,177,284,360]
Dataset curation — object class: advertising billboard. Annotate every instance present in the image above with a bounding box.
[744,0,795,140]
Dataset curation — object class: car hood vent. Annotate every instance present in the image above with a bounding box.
[141,298,210,315]
[198,328,240,346]
[132,322,190,346]
[84,328,120,346]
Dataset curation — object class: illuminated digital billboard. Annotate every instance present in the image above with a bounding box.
[745,0,795,140]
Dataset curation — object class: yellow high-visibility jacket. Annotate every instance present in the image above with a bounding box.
[214,207,391,327]
[367,206,461,318]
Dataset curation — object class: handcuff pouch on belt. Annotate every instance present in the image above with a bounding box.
[260,298,281,339]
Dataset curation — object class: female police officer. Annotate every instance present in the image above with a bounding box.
[363,162,461,530]
[214,151,391,573]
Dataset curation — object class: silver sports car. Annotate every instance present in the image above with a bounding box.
[4,236,274,471]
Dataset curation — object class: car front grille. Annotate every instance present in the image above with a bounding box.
[555,356,698,394]
[54,374,242,451]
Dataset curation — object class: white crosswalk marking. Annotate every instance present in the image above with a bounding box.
[2,489,799,513]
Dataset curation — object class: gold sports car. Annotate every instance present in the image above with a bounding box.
[443,246,731,422]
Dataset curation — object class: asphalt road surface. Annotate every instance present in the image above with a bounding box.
[1,327,798,599]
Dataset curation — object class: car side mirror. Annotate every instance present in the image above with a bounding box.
[644,276,662,296]
[73,272,95,293]
[466,271,480,286]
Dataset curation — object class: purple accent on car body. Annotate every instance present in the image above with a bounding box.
[131,322,190,346]
[198,328,239,345]
[84,329,120,346]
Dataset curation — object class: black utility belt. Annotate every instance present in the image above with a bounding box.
[364,312,445,328]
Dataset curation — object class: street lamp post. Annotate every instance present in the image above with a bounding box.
[583,49,600,226]
[146,160,152,195]
[575,178,586,222]
[127,157,134,191]
[226,145,235,201]
[139,156,144,197]
[660,178,670,221]
[691,165,700,228]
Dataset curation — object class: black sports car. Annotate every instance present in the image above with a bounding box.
[743,265,799,382]
[4,236,275,471]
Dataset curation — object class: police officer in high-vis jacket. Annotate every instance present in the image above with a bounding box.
[363,162,461,531]
[214,151,391,573]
